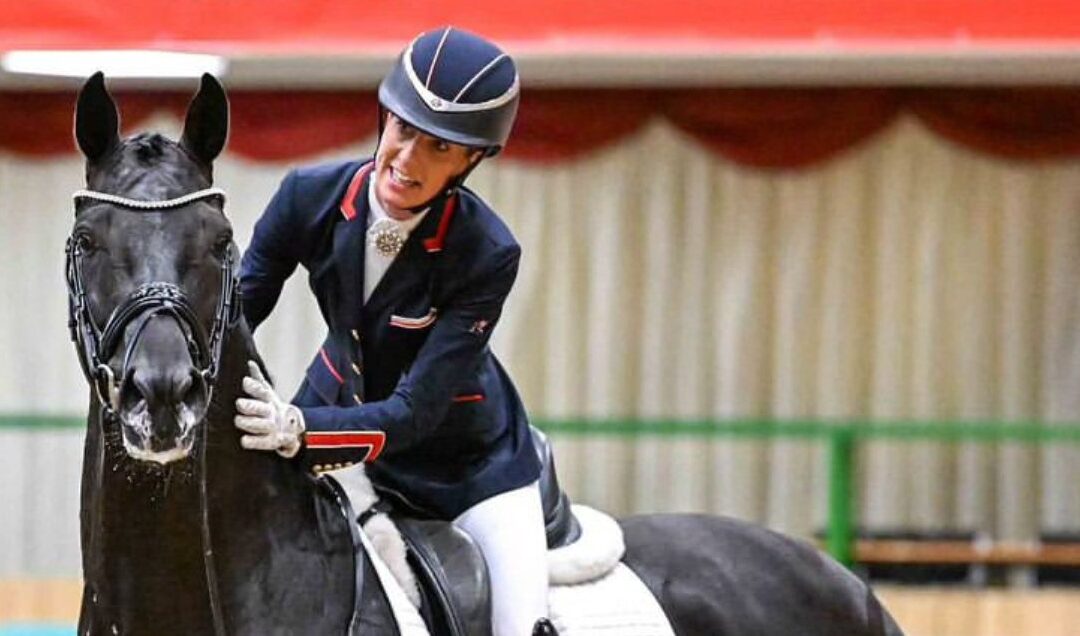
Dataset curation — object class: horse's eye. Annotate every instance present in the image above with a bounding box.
[213,232,233,256]
[74,232,97,253]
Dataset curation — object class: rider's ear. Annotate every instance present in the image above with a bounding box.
[74,71,120,163]
[180,73,229,166]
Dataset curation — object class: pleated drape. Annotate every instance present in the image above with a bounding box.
[2,87,1080,165]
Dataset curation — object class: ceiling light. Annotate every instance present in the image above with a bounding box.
[1,50,227,78]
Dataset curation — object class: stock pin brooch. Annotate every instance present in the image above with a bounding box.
[368,218,407,258]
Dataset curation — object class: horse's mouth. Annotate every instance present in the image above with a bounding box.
[119,399,201,464]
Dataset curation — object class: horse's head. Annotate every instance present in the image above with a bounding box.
[68,72,234,464]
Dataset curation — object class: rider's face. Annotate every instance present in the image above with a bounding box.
[374,113,479,220]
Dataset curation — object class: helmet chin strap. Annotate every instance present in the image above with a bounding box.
[372,123,486,215]
[406,153,483,213]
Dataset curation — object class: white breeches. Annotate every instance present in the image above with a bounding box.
[454,480,548,636]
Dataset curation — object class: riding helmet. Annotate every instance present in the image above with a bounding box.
[378,27,520,156]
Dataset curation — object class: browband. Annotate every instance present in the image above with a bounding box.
[72,187,227,212]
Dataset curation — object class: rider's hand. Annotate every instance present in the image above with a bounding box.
[234,361,305,458]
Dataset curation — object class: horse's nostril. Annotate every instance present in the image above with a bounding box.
[174,371,194,405]
[181,370,208,410]
[119,369,146,412]
[118,367,206,414]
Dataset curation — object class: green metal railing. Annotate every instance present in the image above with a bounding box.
[542,418,1080,567]
[6,414,1080,567]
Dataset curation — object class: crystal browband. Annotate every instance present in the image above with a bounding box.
[72,187,227,212]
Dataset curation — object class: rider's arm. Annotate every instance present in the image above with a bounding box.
[299,243,520,456]
[239,170,303,332]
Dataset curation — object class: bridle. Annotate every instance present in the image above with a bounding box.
[65,186,236,636]
[65,186,239,418]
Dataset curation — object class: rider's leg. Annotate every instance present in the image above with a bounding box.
[454,481,548,636]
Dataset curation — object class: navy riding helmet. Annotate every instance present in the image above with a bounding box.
[378,27,520,157]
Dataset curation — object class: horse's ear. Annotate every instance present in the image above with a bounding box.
[74,71,120,163]
[180,73,229,165]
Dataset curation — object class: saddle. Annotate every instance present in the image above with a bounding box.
[393,516,489,636]
[389,427,580,636]
[324,427,596,634]
[328,427,592,636]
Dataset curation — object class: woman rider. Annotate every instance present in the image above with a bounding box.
[233,26,556,636]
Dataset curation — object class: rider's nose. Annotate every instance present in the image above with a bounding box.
[397,137,420,164]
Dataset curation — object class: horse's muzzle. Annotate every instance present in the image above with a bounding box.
[115,319,210,464]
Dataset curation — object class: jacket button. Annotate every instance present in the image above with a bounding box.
[353,394,363,405]
[351,362,362,375]
[351,329,360,342]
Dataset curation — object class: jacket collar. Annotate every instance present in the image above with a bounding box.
[340,161,457,252]
[334,161,458,323]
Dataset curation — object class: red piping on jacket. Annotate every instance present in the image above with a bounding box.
[423,195,456,253]
[339,163,374,221]
[305,431,386,462]
[340,164,456,253]
[319,347,345,384]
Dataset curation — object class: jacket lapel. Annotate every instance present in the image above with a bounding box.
[332,213,366,328]
[332,163,374,332]
[362,202,445,320]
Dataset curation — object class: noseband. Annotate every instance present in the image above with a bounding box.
[65,187,239,418]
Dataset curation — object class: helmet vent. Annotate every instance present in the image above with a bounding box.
[454,54,509,104]
[425,27,453,89]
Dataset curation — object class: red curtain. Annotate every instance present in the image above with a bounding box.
[908,88,1080,161]
[661,88,902,168]
[4,88,1080,168]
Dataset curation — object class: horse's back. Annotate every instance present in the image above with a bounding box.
[619,513,902,636]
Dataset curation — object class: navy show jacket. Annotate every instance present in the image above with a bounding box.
[240,158,540,519]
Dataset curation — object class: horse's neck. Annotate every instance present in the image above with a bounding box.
[82,328,323,629]
[199,330,365,631]
[202,328,322,547]
[85,405,214,631]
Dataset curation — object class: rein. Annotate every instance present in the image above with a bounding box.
[67,186,236,636]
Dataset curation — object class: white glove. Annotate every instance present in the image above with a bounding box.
[234,361,305,458]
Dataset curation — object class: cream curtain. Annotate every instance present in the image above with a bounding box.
[2,115,1080,576]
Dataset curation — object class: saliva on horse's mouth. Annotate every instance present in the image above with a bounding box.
[119,400,201,465]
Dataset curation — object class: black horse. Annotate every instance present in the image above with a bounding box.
[68,73,904,635]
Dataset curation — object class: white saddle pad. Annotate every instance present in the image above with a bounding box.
[360,511,674,636]
[549,563,676,636]
[356,525,430,636]
[330,465,673,635]
[549,504,625,584]
[366,547,676,636]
